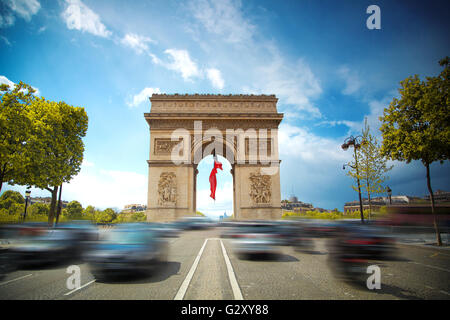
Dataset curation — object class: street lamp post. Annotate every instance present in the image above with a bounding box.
[342,135,365,224]
[23,189,31,222]
[386,186,392,205]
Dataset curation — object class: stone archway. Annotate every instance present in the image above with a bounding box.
[144,94,283,221]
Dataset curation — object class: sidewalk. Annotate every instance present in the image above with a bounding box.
[395,233,450,251]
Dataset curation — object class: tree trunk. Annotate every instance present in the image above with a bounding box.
[426,162,442,246]
[367,181,372,220]
[47,186,59,227]
[55,184,63,226]
[0,163,6,193]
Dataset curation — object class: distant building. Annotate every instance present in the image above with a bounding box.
[123,204,147,213]
[219,212,229,220]
[424,190,450,203]
[343,192,449,214]
[30,197,68,208]
[281,195,329,213]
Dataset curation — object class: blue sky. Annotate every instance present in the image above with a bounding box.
[1,0,449,217]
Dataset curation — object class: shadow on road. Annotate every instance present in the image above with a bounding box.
[13,256,85,271]
[375,283,423,300]
[344,279,422,300]
[94,261,181,284]
[238,252,299,262]
[295,249,327,255]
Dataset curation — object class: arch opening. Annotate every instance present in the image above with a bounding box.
[194,154,234,220]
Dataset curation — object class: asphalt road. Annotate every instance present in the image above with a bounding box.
[0,227,449,300]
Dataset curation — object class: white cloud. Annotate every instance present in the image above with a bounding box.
[187,1,323,117]
[320,94,394,138]
[63,165,147,210]
[188,0,255,43]
[0,75,40,96]
[164,49,201,80]
[0,0,40,28]
[2,159,148,210]
[206,68,224,89]
[0,75,16,88]
[62,0,111,38]
[337,65,361,95]
[315,120,361,136]
[243,49,322,118]
[127,87,161,108]
[278,123,347,163]
[9,0,40,21]
[120,33,156,55]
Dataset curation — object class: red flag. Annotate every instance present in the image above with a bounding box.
[209,155,223,200]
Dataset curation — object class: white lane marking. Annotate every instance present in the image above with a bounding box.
[0,274,33,286]
[408,261,450,273]
[174,238,209,300]
[220,240,244,300]
[64,279,96,296]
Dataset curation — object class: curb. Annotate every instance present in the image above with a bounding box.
[397,242,450,251]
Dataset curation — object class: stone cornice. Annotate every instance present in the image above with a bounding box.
[144,112,284,120]
[150,94,278,102]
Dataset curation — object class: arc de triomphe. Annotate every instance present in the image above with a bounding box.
[144,94,283,221]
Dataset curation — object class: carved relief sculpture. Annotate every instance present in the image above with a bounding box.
[249,171,272,204]
[155,139,182,154]
[158,172,177,205]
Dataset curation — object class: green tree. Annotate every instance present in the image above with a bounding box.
[379,57,449,246]
[29,202,49,216]
[0,190,25,206]
[13,97,88,226]
[66,200,83,220]
[95,208,117,224]
[0,190,25,216]
[130,211,146,222]
[0,82,36,192]
[357,118,392,218]
[83,205,96,220]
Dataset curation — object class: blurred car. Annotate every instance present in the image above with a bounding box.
[220,222,252,239]
[327,222,397,283]
[84,224,168,280]
[231,222,281,258]
[330,222,397,260]
[177,216,214,230]
[148,222,179,238]
[56,220,99,250]
[271,220,305,246]
[7,226,82,267]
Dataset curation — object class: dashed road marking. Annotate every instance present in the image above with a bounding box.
[408,261,450,273]
[0,274,33,286]
[64,279,96,296]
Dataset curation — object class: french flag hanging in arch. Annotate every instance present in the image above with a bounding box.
[209,151,223,200]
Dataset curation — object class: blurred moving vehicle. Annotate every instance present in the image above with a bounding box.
[148,222,180,238]
[326,222,397,283]
[84,223,168,280]
[176,216,215,230]
[231,222,281,259]
[6,223,86,268]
